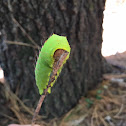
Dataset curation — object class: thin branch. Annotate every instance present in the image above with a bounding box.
[5,40,38,49]
[31,50,69,126]
[7,0,40,50]
[114,104,124,117]
[0,113,18,122]
[12,18,40,50]
[31,90,47,126]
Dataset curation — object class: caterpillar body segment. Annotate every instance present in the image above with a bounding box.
[35,34,71,95]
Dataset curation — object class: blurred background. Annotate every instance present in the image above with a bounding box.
[0,0,126,126]
[102,0,126,56]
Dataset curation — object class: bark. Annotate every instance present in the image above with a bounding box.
[0,0,105,119]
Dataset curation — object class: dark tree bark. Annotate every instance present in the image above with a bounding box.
[0,0,105,119]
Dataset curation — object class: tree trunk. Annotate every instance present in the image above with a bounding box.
[0,0,105,118]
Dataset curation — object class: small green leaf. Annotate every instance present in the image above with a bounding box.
[85,98,94,108]
[97,90,102,94]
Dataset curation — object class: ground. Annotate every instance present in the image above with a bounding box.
[1,51,126,126]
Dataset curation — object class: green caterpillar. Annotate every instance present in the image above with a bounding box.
[35,34,71,95]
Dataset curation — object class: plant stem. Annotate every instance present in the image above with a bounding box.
[31,86,50,126]
[31,50,68,126]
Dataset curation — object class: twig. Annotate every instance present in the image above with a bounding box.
[7,0,40,50]
[31,88,48,126]
[3,82,34,116]
[0,113,18,122]
[31,50,69,126]
[99,116,108,126]
[12,18,40,49]
[114,104,124,117]
[91,106,99,126]
[5,40,38,49]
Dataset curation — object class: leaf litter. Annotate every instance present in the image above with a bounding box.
[1,73,126,126]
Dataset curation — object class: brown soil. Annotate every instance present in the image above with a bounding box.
[105,51,126,70]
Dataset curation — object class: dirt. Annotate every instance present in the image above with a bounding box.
[105,51,126,70]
